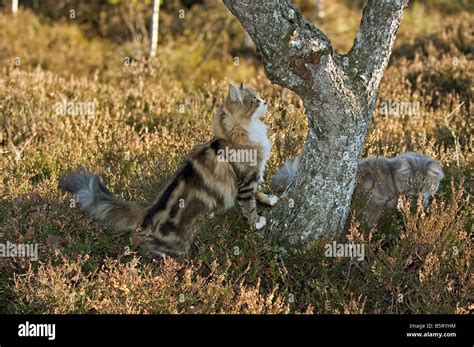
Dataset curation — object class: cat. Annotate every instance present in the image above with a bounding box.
[272,152,444,228]
[60,82,279,258]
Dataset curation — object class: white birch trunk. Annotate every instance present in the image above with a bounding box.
[149,0,160,59]
[12,0,18,14]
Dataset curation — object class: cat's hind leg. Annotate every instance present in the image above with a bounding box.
[256,191,279,207]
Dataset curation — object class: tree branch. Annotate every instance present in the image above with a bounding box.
[223,0,332,95]
[348,0,409,95]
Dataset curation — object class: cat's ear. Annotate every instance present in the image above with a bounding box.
[229,83,243,103]
[396,158,411,176]
[427,161,444,181]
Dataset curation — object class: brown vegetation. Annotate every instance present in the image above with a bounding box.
[0,1,472,313]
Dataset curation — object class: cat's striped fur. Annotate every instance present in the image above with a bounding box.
[60,83,278,258]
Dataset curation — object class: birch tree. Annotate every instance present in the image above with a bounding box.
[12,0,18,14]
[223,0,409,244]
[149,0,160,58]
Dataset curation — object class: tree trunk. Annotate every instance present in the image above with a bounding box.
[149,0,160,58]
[12,0,18,14]
[223,0,408,244]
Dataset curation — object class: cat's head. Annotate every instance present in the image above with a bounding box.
[213,82,268,142]
[223,82,267,121]
[394,153,444,199]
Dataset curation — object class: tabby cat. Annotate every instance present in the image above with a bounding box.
[60,83,278,258]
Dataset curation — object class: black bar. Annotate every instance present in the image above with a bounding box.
[0,314,471,346]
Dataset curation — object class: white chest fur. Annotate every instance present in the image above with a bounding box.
[245,119,272,181]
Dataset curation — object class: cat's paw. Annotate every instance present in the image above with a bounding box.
[267,195,279,206]
[255,216,267,230]
[256,192,280,207]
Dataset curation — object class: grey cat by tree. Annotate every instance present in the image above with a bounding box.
[273,152,444,227]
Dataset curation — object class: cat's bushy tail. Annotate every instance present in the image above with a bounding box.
[272,156,300,188]
[59,169,148,231]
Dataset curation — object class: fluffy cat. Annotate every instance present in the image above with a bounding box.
[60,83,278,258]
[272,152,444,227]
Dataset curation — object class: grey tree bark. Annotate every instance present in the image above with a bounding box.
[223,0,408,244]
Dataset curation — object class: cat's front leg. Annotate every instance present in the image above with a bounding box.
[238,191,266,229]
[364,200,384,228]
[422,194,433,209]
